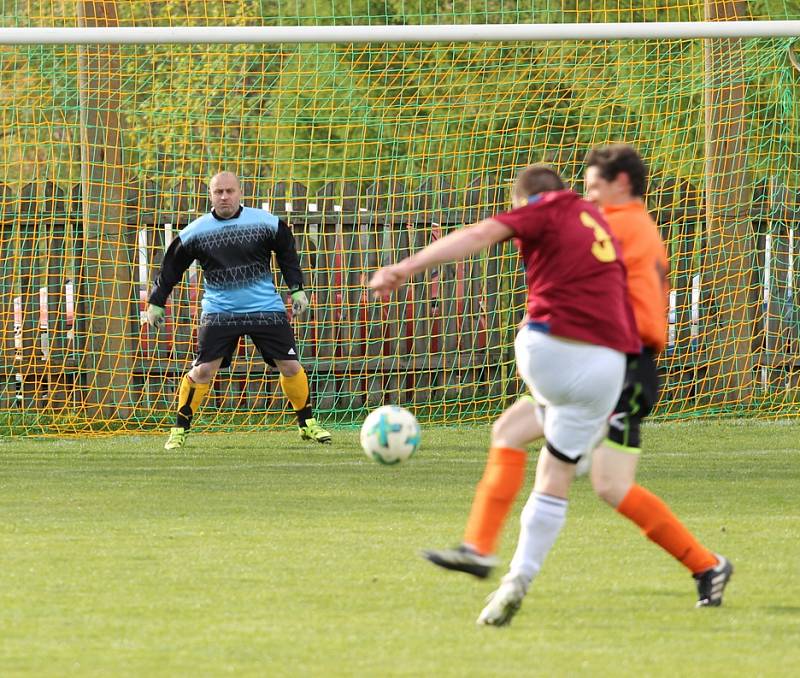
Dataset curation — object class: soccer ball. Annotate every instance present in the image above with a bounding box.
[360,405,421,465]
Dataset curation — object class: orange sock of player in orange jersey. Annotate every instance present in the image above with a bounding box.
[463,446,527,556]
[617,484,717,574]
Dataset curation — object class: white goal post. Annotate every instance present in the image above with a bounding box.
[0,21,799,44]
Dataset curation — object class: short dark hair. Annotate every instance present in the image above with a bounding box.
[511,164,566,203]
[584,144,647,197]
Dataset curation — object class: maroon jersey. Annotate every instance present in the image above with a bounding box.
[494,190,640,354]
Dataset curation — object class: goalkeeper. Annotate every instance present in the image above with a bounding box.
[146,171,331,450]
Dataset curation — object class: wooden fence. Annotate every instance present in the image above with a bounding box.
[2,175,799,423]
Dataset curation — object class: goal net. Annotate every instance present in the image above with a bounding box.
[2,1,799,435]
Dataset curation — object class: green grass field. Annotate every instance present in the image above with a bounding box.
[2,421,799,676]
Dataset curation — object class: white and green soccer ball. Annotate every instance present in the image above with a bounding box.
[360,405,421,465]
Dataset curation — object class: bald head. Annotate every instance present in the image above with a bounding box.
[210,171,240,188]
[209,171,242,218]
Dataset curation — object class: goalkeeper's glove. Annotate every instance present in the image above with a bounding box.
[290,289,310,317]
[146,303,166,329]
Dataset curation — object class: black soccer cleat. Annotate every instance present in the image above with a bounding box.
[694,554,733,607]
[421,544,498,580]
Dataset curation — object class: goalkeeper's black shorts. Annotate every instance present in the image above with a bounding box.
[606,347,660,452]
[194,311,300,368]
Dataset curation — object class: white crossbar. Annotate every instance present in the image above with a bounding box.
[0,21,798,45]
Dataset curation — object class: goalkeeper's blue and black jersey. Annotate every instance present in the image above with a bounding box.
[148,205,303,314]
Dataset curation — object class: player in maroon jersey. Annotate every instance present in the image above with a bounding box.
[370,164,639,626]
[461,146,731,620]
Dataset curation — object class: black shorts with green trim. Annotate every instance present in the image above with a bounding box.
[606,347,660,452]
[195,311,299,369]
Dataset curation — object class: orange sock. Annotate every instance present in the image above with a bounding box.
[617,484,717,574]
[463,446,527,556]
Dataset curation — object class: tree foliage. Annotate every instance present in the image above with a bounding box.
[0,0,797,196]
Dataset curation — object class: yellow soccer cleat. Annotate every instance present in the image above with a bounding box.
[164,427,188,450]
[299,418,332,444]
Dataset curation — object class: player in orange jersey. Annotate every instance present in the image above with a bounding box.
[424,145,732,625]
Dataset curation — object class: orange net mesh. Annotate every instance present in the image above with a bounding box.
[2,1,799,434]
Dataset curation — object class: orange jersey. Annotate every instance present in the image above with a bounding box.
[601,201,669,353]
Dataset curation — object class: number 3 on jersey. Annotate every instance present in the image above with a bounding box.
[579,211,616,263]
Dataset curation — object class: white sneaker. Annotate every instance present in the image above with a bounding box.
[476,574,528,627]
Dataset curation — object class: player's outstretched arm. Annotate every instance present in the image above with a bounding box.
[369,218,512,298]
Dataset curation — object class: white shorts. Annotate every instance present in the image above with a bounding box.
[514,326,626,461]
